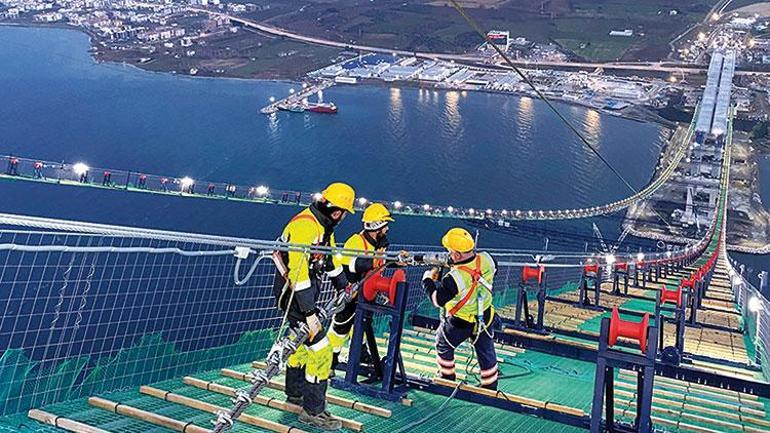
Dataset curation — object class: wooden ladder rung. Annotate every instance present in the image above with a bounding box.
[140,385,307,433]
[28,409,111,433]
[88,396,210,433]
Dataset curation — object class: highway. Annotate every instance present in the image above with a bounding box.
[192,8,769,77]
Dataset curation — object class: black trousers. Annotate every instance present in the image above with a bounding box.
[436,313,499,390]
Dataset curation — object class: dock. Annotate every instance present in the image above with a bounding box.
[259,80,336,114]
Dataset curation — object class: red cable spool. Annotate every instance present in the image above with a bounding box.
[680,277,695,290]
[584,263,599,276]
[615,262,629,272]
[362,269,406,305]
[521,265,544,285]
[696,268,705,282]
[609,307,650,353]
[659,284,683,307]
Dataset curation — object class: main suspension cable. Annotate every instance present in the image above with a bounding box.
[446,0,675,232]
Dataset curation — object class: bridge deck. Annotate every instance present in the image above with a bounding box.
[496,261,756,372]
[16,315,770,433]
[7,252,766,433]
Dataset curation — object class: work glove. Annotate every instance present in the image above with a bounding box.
[306,313,322,339]
[344,283,357,300]
[395,250,411,266]
[422,267,439,283]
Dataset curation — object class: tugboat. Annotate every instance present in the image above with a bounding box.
[305,90,338,114]
[305,101,338,114]
[274,89,338,114]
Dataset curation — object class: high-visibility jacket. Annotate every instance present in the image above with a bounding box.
[279,207,345,314]
[443,251,496,323]
[340,232,386,283]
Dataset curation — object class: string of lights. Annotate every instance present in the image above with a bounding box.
[2,151,688,223]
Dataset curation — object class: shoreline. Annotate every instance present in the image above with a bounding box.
[1,22,672,127]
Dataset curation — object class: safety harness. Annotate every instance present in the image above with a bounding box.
[448,255,483,317]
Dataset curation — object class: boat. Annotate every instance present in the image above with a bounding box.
[277,102,305,113]
[306,101,338,114]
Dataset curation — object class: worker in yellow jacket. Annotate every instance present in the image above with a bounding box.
[328,203,395,368]
[272,182,355,431]
[422,228,499,390]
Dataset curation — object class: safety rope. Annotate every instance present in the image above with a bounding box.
[211,263,388,433]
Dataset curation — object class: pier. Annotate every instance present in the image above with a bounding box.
[259,80,335,114]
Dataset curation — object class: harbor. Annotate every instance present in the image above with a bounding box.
[259,80,337,115]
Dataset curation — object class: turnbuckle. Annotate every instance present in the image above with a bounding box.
[234,390,253,405]
[214,410,233,427]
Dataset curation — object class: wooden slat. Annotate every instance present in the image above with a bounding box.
[618,370,762,404]
[139,386,305,433]
[187,375,389,418]
[28,409,111,433]
[614,391,759,431]
[613,379,765,416]
[184,377,364,431]
[432,377,587,418]
[245,362,414,407]
[88,397,210,433]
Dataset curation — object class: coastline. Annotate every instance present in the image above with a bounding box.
[0,22,673,127]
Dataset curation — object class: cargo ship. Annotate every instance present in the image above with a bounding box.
[305,101,338,113]
[277,100,338,114]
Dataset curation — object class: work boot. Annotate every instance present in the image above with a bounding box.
[298,409,342,431]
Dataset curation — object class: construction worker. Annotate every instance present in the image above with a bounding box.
[422,227,499,390]
[272,182,355,431]
[329,203,395,369]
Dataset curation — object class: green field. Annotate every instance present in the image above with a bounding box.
[265,0,722,62]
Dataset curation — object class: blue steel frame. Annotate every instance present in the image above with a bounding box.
[333,281,410,401]
[590,317,658,433]
[655,289,686,365]
[412,314,770,398]
[612,265,630,296]
[577,268,602,311]
[511,270,547,333]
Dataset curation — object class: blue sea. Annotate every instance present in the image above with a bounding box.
[0,25,767,263]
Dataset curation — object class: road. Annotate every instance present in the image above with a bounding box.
[193,8,770,77]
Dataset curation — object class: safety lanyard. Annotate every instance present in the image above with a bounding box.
[448,255,484,317]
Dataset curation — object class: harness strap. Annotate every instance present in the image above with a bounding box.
[448,255,483,317]
[359,233,385,268]
[358,233,370,252]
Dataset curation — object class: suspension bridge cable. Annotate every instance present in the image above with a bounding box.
[446,0,675,232]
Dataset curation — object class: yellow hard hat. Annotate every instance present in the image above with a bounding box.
[362,203,394,230]
[441,227,475,253]
[321,182,356,213]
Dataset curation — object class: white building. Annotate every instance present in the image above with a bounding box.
[381,65,420,81]
[419,64,455,82]
[609,29,633,37]
[34,11,63,22]
[5,8,21,19]
[486,30,510,51]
